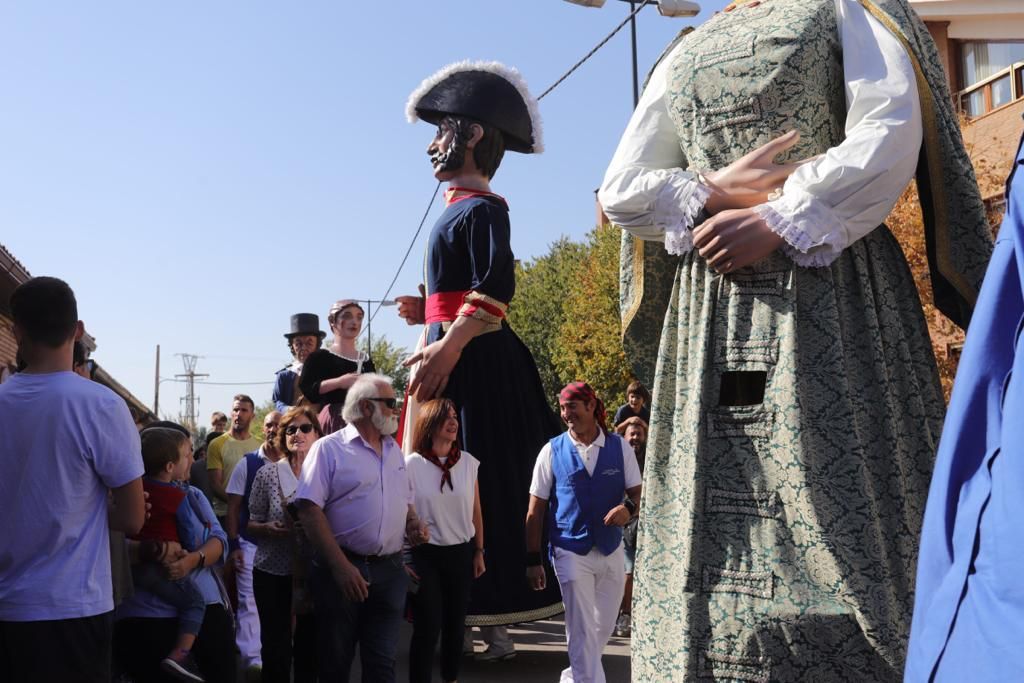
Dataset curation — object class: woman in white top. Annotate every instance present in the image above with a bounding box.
[405,398,485,683]
[247,406,322,683]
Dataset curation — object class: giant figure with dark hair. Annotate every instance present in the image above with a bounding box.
[396,61,563,628]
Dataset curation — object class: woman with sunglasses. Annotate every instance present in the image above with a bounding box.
[405,398,485,683]
[247,406,322,683]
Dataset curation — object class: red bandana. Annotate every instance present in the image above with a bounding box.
[559,381,607,432]
[423,443,461,492]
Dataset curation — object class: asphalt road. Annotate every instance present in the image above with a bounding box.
[352,615,632,682]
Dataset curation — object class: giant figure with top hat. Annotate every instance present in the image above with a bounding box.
[598,0,993,679]
[396,61,564,626]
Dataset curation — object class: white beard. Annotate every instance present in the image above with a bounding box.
[372,408,399,436]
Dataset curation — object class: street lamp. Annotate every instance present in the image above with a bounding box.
[563,0,700,106]
[359,299,397,358]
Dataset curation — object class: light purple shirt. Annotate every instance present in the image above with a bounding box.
[0,371,144,621]
[296,423,412,556]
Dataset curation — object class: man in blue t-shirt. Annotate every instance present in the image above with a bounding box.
[526,382,642,683]
[0,276,146,683]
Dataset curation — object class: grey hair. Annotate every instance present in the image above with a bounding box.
[341,373,394,424]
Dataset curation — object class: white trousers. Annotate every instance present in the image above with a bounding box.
[236,538,262,666]
[552,544,626,683]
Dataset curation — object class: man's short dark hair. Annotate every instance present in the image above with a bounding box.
[443,115,506,180]
[10,277,78,348]
[232,394,255,409]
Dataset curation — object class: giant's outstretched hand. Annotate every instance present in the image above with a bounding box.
[704,130,815,214]
[396,284,426,326]
[693,208,785,274]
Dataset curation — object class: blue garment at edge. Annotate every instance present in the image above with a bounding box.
[906,124,1024,682]
[548,432,625,557]
[272,367,297,412]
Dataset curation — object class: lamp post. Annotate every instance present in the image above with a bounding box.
[360,299,397,358]
[563,0,700,106]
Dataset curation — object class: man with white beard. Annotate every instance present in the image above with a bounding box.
[297,373,430,682]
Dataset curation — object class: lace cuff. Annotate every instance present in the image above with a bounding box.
[754,189,847,268]
[661,181,711,256]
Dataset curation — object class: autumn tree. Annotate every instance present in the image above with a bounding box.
[508,237,586,407]
[552,222,635,409]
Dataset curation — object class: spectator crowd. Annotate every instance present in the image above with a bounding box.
[0,277,648,683]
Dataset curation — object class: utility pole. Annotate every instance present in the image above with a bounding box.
[176,353,208,433]
[154,345,160,416]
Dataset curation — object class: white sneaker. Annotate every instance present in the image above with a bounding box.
[475,642,516,662]
[614,612,631,637]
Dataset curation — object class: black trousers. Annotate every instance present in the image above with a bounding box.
[409,542,474,683]
[0,611,112,683]
[253,568,317,683]
[113,604,236,683]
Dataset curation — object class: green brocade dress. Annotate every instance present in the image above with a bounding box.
[610,1,991,680]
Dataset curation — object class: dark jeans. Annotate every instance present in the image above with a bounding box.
[253,568,318,683]
[0,611,112,683]
[113,604,236,683]
[409,542,474,683]
[132,561,206,636]
[312,553,409,683]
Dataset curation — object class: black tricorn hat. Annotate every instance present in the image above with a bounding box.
[406,61,543,154]
[285,313,326,340]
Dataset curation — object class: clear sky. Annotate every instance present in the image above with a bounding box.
[0,0,728,421]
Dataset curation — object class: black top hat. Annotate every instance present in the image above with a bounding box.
[285,313,326,340]
[406,61,543,154]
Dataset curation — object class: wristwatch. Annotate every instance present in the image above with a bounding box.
[623,498,637,516]
[196,550,206,571]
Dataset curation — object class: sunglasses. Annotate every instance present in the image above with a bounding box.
[368,397,398,409]
[285,423,315,435]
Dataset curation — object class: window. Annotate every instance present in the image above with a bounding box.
[962,42,1024,89]
[958,42,1024,118]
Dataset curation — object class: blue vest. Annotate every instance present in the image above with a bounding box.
[238,451,266,543]
[547,432,626,557]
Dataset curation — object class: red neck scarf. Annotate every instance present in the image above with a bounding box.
[424,443,461,492]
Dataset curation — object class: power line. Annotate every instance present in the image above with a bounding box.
[363,6,650,339]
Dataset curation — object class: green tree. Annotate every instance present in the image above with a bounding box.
[508,236,586,408]
[552,222,634,409]
[366,336,410,399]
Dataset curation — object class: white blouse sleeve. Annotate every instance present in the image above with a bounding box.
[755,0,922,267]
[597,48,711,255]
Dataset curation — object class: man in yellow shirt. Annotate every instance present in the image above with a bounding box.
[206,393,262,675]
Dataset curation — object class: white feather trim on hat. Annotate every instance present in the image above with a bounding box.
[405,60,545,154]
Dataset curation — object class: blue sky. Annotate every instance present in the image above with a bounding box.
[0,0,727,420]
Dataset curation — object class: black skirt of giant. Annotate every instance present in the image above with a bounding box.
[425,195,563,624]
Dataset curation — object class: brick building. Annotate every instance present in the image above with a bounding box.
[912,0,1024,200]
[0,243,156,426]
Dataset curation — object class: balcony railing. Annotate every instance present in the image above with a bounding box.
[958,61,1024,118]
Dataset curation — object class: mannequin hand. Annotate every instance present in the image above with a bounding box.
[526,565,547,591]
[693,208,784,274]
[396,284,427,326]
[404,339,461,401]
[704,131,813,214]
[603,504,632,527]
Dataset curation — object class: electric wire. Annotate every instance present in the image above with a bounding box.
[361,0,653,337]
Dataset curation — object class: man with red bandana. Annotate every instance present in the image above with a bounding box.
[526,382,643,683]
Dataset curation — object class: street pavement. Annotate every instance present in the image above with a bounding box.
[352,615,632,682]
